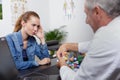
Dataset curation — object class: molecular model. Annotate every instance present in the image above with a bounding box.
[63,52,84,72]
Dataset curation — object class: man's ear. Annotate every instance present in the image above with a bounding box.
[93,6,103,20]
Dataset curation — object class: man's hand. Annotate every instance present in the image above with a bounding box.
[57,52,69,68]
[57,56,67,68]
[56,44,68,59]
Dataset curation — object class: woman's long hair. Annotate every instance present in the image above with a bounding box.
[13,11,40,32]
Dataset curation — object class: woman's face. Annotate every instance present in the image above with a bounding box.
[22,16,41,36]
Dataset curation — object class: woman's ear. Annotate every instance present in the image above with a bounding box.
[21,20,25,27]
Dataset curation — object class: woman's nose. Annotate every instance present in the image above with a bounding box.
[34,26,38,31]
[33,27,39,34]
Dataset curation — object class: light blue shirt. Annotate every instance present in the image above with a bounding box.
[60,16,120,80]
[5,31,50,70]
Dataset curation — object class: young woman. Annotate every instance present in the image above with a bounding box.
[6,11,50,70]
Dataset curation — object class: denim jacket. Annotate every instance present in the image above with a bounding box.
[5,31,50,70]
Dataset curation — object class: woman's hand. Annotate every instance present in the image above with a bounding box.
[35,27,45,44]
[37,58,51,65]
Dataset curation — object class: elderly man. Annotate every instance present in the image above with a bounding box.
[57,0,120,80]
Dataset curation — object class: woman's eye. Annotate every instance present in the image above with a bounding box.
[32,24,36,27]
[37,25,40,28]
[32,24,40,28]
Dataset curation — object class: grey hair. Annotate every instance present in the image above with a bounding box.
[85,0,120,18]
